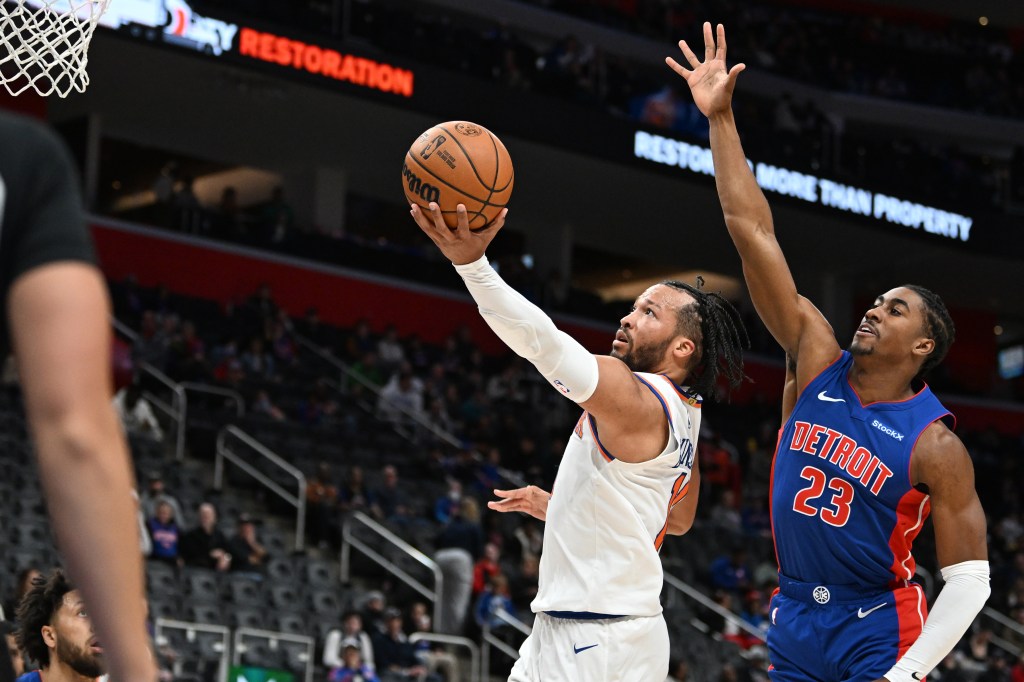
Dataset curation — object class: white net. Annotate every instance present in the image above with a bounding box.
[0,0,111,97]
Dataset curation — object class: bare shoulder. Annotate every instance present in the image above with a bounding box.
[912,420,974,489]
[581,355,672,463]
[791,296,842,393]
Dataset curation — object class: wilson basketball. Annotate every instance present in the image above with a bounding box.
[402,121,514,230]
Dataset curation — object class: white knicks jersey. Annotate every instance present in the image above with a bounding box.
[531,372,702,617]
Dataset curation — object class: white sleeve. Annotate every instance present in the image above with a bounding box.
[322,629,342,667]
[884,561,990,682]
[453,256,599,403]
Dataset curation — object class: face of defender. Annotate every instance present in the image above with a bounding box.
[612,284,696,374]
[850,286,934,368]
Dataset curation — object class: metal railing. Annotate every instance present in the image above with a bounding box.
[180,381,245,425]
[982,607,1024,657]
[410,632,482,682]
[154,618,230,682]
[111,317,139,343]
[233,627,315,682]
[137,361,187,460]
[480,607,531,679]
[341,510,444,629]
[292,331,461,448]
[662,571,767,642]
[214,425,307,551]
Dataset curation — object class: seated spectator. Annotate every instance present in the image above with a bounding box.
[433,478,462,525]
[509,555,540,612]
[147,500,182,566]
[323,611,376,671]
[252,389,287,421]
[113,381,163,441]
[226,513,268,577]
[709,548,753,596]
[360,591,388,636]
[513,520,543,563]
[407,602,460,682]
[140,472,186,527]
[377,370,424,426]
[308,461,341,547]
[179,503,232,571]
[472,543,502,596]
[328,644,379,682]
[376,325,406,375]
[371,465,404,523]
[371,608,439,682]
[340,466,373,514]
[239,337,275,379]
[474,574,516,632]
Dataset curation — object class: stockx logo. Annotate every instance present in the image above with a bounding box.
[872,419,904,441]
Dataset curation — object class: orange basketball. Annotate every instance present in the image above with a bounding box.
[402,121,514,230]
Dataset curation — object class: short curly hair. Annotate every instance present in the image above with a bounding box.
[15,569,73,668]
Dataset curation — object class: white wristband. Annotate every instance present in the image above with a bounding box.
[884,560,990,682]
[453,256,599,403]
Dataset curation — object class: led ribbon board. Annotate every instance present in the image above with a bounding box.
[634,130,973,243]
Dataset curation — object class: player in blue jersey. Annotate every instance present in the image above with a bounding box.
[668,23,990,682]
[14,570,106,682]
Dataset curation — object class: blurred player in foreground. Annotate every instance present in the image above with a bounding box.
[0,110,155,682]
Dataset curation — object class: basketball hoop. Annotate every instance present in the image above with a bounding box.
[0,0,111,98]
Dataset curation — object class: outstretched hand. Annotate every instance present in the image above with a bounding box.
[665,22,745,118]
[410,202,508,266]
[487,486,551,521]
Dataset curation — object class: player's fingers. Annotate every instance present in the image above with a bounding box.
[492,488,520,499]
[703,21,714,62]
[452,204,473,237]
[716,24,727,61]
[678,39,701,69]
[728,63,746,84]
[477,208,508,235]
[410,205,442,243]
[665,56,692,78]
[425,202,456,240]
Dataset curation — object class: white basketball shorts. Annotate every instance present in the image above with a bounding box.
[507,612,669,681]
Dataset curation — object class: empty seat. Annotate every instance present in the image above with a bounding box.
[268,582,301,610]
[303,558,334,588]
[226,575,262,604]
[184,568,221,602]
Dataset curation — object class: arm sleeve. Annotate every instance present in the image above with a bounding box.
[884,561,991,682]
[453,256,599,403]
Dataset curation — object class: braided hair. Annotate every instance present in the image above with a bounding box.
[902,284,955,383]
[662,277,749,400]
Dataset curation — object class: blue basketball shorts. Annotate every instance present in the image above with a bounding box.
[766,575,928,682]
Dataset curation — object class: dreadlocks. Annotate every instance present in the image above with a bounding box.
[662,278,749,399]
[902,284,955,383]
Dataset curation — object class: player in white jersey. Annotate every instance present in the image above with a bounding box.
[410,202,748,681]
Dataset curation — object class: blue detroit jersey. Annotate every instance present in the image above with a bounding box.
[771,351,953,587]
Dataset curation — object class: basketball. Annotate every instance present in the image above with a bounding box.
[402,121,514,230]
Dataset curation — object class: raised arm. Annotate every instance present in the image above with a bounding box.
[412,203,671,463]
[667,23,839,380]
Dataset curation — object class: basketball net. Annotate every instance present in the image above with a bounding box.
[0,0,111,97]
